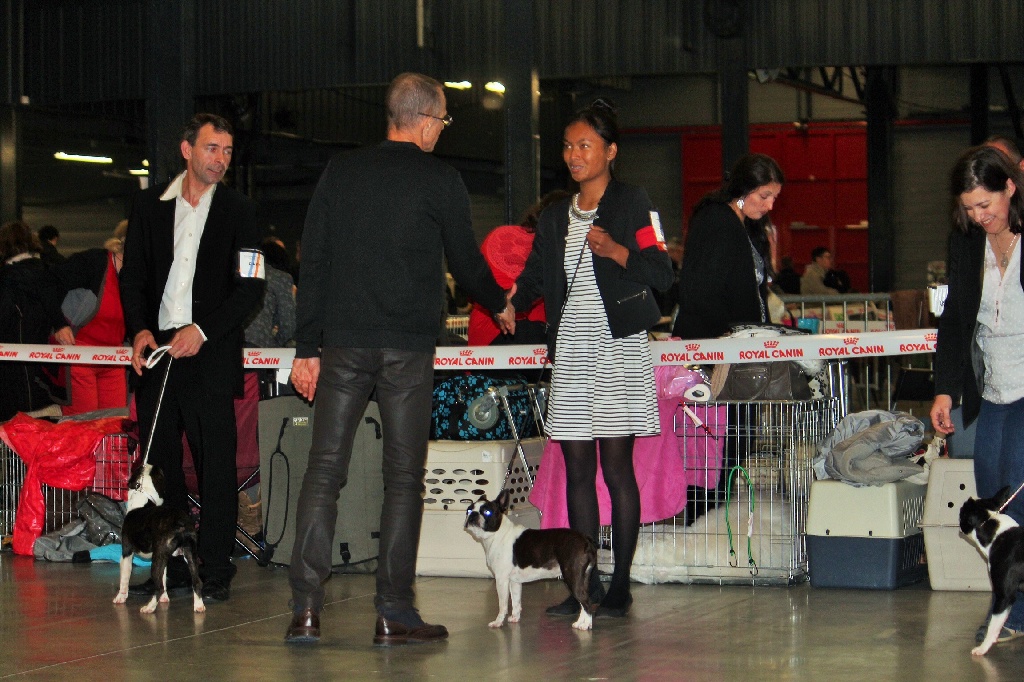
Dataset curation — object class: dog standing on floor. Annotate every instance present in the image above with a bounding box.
[959,486,1024,656]
[464,490,598,630]
[113,464,205,613]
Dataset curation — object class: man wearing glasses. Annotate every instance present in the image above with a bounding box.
[285,72,509,646]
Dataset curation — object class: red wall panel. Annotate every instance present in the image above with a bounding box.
[679,122,869,292]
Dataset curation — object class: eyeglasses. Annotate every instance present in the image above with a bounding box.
[420,112,453,128]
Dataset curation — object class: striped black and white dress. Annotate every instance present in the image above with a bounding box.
[544,201,660,440]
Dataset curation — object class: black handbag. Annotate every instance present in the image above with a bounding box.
[710,361,811,401]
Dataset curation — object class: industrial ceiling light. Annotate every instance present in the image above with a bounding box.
[129,168,149,176]
[484,81,505,94]
[444,81,472,90]
[54,152,113,164]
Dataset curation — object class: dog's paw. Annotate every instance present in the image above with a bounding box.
[158,592,170,604]
[113,592,128,604]
[193,602,206,614]
[508,613,521,624]
[488,618,506,628]
[140,598,159,614]
[972,644,992,656]
[572,613,594,631]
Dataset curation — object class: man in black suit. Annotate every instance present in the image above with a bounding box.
[119,113,266,603]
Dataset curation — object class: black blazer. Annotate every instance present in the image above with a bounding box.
[672,201,769,340]
[119,181,266,395]
[511,180,675,356]
[934,228,1024,427]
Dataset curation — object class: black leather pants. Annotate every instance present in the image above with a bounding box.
[288,347,434,615]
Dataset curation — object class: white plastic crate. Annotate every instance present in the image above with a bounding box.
[418,505,541,578]
[422,437,542,511]
[417,437,543,578]
[806,479,927,589]
[919,458,990,591]
[807,479,925,539]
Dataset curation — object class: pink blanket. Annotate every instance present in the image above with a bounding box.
[529,400,727,528]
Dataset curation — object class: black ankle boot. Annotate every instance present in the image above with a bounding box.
[596,585,632,618]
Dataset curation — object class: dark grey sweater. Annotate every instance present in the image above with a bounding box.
[295,140,505,356]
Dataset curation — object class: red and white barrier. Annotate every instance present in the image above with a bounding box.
[0,329,938,370]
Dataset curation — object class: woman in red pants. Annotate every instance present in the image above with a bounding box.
[54,221,129,415]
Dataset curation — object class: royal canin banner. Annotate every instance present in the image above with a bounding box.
[0,330,938,369]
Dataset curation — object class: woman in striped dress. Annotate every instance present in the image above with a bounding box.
[501,100,675,617]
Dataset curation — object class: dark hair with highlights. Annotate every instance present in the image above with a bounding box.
[949,145,1024,234]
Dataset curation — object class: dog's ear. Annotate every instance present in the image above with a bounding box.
[495,489,511,512]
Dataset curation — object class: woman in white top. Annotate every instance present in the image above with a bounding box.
[931,145,1024,645]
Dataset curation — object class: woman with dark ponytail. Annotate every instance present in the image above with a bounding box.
[500,99,675,618]
[672,153,784,339]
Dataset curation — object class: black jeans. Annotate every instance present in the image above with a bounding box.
[135,353,238,581]
[288,347,434,615]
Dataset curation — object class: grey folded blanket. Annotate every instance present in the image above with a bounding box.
[813,409,926,485]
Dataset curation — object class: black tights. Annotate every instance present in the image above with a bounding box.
[561,436,639,598]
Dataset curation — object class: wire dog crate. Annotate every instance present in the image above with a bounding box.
[620,397,842,586]
[1,434,137,544]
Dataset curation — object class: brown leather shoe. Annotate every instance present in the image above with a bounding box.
[373,615,448,646]
[285,608,321,643]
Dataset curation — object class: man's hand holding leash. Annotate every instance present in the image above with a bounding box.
[131,330,159,376]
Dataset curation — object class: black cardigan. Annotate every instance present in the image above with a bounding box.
[511,180,675,355]
[672,201,769,340]
[934,228,1023,427]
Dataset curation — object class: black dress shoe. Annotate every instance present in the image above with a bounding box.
[546,595,581,616]
[201,577,231,602]
[373,615,448,646]
[127,576,192,597]
[285,608,321,643]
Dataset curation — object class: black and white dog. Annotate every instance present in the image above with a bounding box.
[464,490,598,630]
[960,486,1024,656]
[113,464,205,613]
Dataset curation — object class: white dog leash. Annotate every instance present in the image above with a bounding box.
[138,345,173,469]
[999,480,1024,513]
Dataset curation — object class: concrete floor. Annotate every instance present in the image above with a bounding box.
[0,554,1020,681]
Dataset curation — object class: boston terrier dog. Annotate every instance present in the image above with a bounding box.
[465,490,598,630]
[113,464,205,614]
[960,486,1024,656]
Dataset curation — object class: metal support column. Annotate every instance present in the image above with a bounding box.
[502,0,539,224]
[719,64,749,175]
[145,0,197,185]
[969,64,989,146]
[0,104,17,223]
[865,66,897,294]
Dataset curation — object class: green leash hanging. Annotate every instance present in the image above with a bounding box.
[724,465,758,576]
